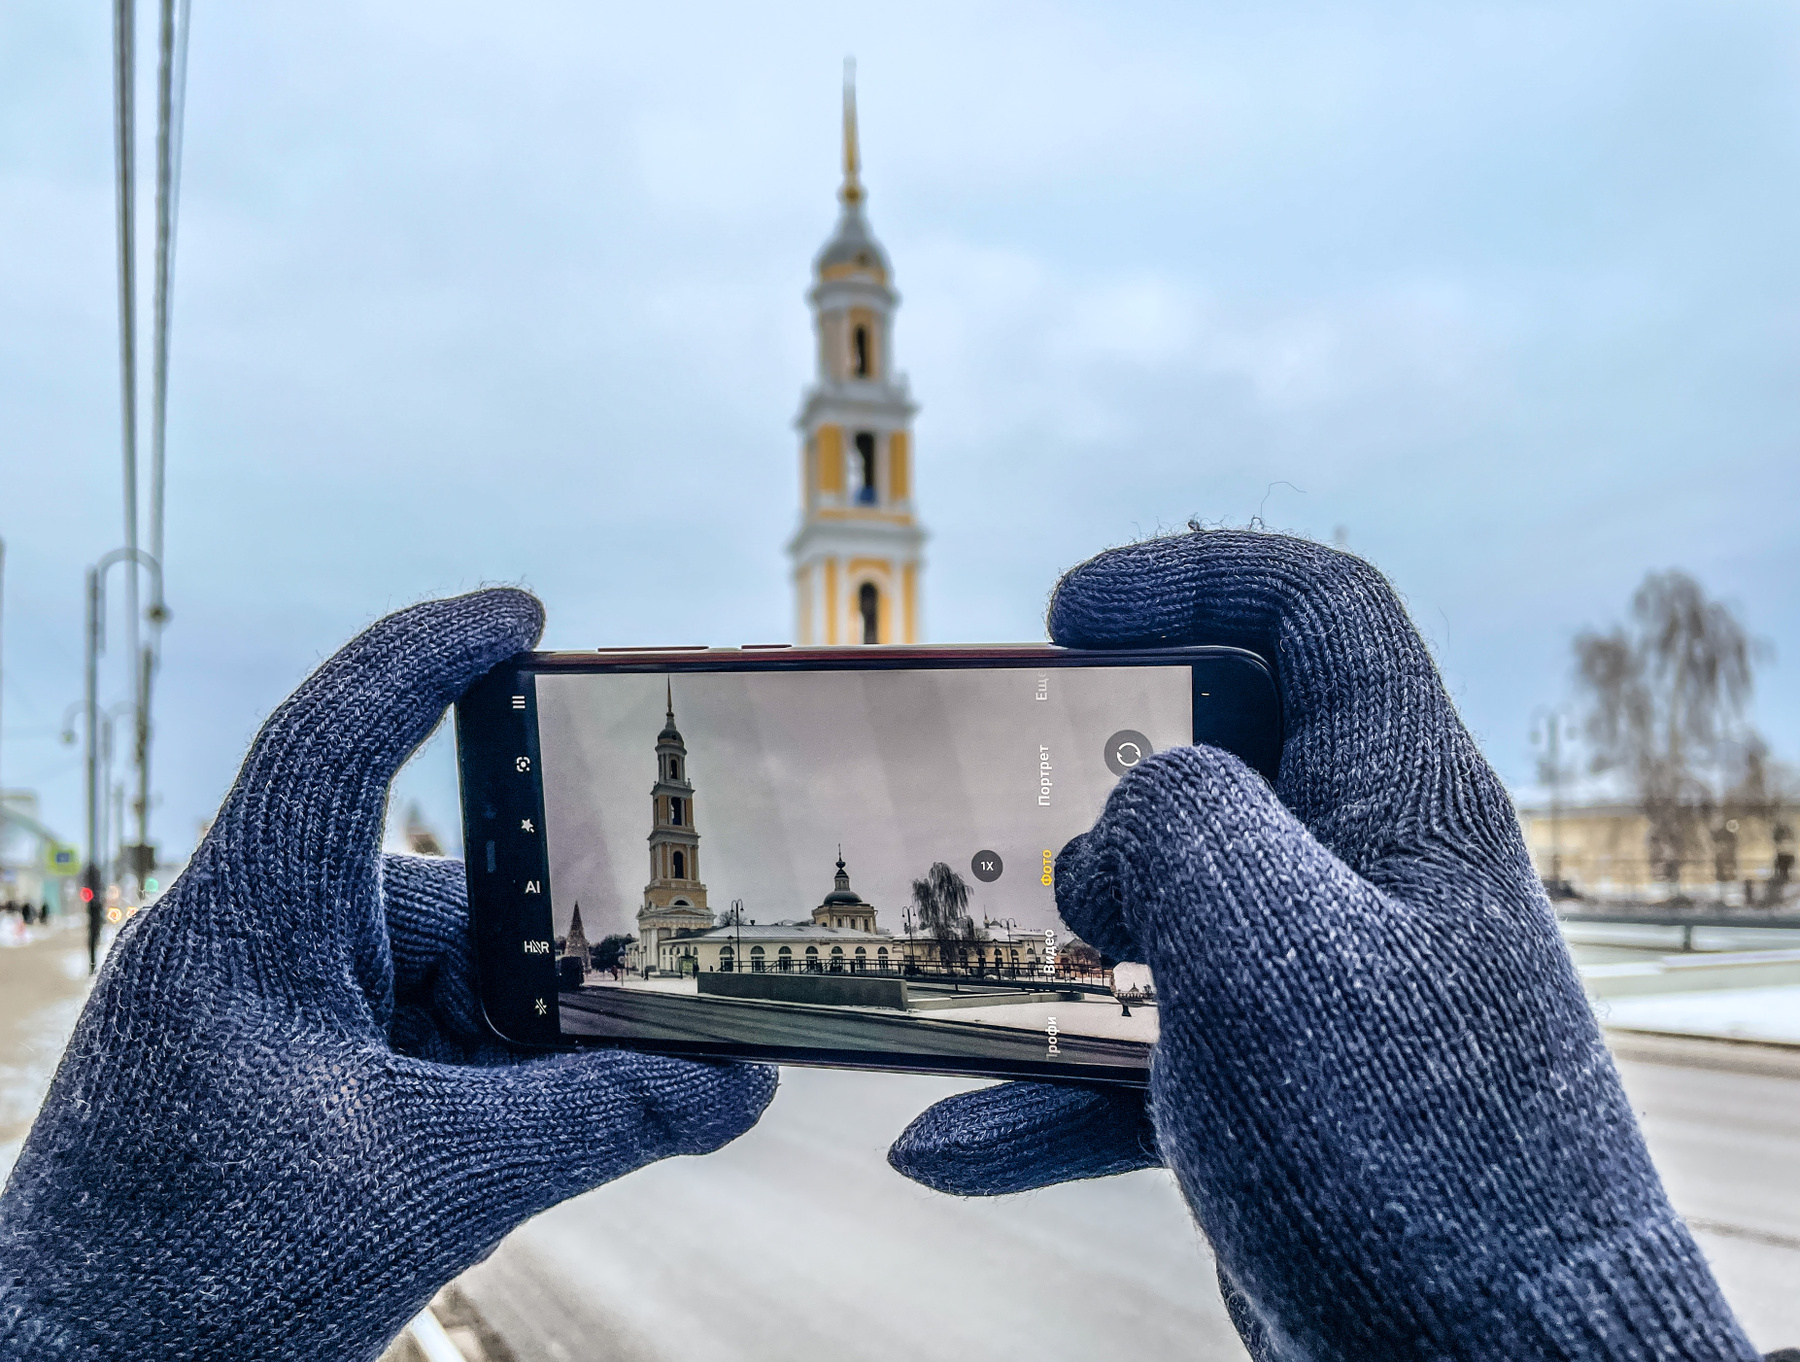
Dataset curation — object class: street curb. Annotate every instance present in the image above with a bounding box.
[1606,1028,1800,1080]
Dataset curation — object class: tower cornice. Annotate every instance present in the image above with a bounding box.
[809,274,898,309]
[795,381,917,431]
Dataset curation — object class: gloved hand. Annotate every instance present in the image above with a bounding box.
[0,590,776,1362]
[889,531,1758,1362]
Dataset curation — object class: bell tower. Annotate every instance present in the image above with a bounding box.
[788,61,926,646]
[636,682,712,966]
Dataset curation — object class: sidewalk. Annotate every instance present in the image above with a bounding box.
[0,920,95,1182]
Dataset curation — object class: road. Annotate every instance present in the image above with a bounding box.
[456,1035,1800,1361]
[558,984,1152,1074]
[0,928,1788,1359]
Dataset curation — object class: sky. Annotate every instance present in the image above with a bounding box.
[2,0,1797,868]
[535,664,1193,942]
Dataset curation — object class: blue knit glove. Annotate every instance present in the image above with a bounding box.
[0,590,776,1361]
[889,532,1759,1362]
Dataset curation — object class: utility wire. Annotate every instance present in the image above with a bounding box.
[149,0,189,580]
[137,0,189,882]
[113,0,147,898]
[112,0,139,568]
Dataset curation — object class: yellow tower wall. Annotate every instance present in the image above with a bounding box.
[888,431,909,501]
[815,426,844,494]
[823,557,841,645]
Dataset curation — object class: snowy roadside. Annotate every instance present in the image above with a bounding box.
[0,922,96,1185]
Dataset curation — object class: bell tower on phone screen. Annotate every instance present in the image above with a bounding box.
[787,62,926,646]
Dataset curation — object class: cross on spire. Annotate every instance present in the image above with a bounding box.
[840,57,863,206]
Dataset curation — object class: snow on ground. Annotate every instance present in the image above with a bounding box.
[0,924,94,1184]
[1596,986,1800,1046]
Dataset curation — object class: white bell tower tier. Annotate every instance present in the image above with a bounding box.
[787,62,926,646]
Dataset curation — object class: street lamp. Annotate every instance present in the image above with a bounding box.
[84,548,164,921]
[1531,706,1577,894]
[99,699,139,901]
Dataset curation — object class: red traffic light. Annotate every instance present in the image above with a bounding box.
[79,887,95,902]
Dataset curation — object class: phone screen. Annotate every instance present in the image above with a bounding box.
[460,647,1279,1084]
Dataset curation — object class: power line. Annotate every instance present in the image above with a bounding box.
[112,0,138,565]
[150,0,190,579]
[110,0,190,900]
[136,0,189,888]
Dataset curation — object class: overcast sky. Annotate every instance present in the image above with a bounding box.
[2,0,1796,864]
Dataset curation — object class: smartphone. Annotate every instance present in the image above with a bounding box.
[456,643,1281,1087]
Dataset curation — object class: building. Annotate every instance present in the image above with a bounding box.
[1518,801,1796,906]
[902,927,1054,976]
[0,791,67,911]
[653,854,894,975]
[649,853,1064,979]
[632,686,713,968]
[787,67,925,646]
[812,852,877,931]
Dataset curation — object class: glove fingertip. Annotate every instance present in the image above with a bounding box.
[590,1052,780,1158]
[889,1082,1159,1197]
[1052,832,1138,962]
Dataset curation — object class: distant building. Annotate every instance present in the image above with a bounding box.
[812,853,877,931]
[654,854,892,976]
[787,67,925,646]
[1,791,63,910]
[1518,801,1795,905]
[652,854,1059,979]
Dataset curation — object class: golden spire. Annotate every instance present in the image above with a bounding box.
[840,57,863,206]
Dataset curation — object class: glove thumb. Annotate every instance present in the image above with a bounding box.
[1054,744,1359,983]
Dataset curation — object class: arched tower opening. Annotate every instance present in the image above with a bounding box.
[853,432,877,504]
[858,583,880,644]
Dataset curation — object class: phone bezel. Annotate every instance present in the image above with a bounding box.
[456,643,1282,1087]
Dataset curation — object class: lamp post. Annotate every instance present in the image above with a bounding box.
[100,700,138,904]
[84,549,163,929]
[1531,706,1575,894]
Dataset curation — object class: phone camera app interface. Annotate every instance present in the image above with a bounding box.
[531,665,1189,1073]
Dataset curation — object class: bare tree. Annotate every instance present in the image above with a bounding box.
[910,861,974,966]
[1574,570,1764,894]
